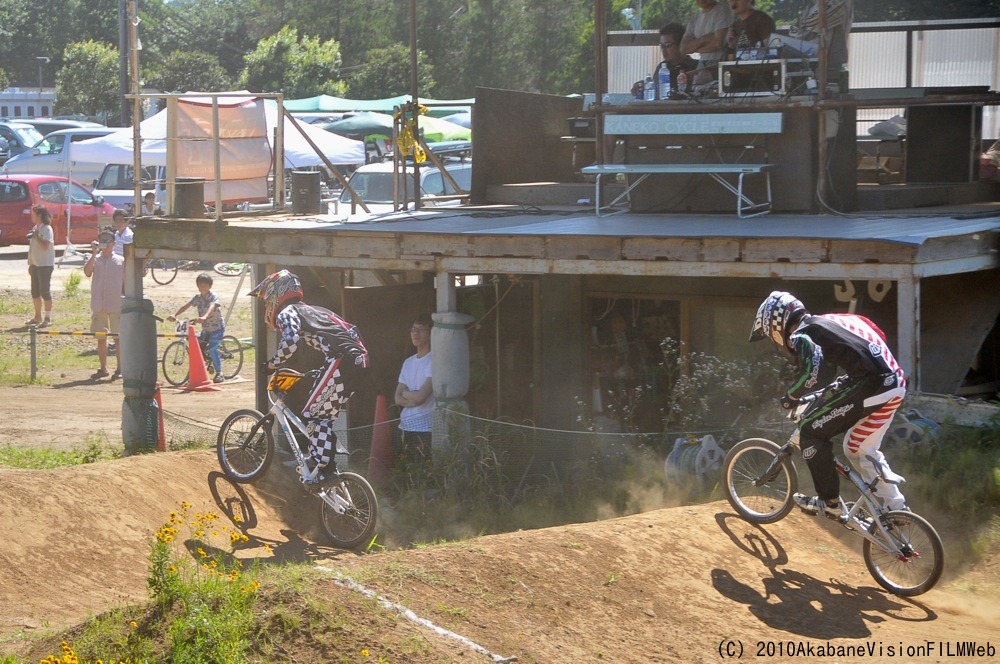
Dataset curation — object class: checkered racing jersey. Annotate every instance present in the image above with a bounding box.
[268,303,368,369]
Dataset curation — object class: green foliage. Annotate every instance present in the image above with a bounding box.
[150,50,232,94]
[347,45,436,99]
[62,271,83,298]
[239,26,347,98]
[892,417,1000,520]
[54,40,120,122]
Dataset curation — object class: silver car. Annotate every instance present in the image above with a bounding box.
[1,127,114,187]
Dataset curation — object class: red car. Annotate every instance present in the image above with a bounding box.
[0,174,116,246]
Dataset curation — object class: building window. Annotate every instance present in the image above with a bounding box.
[27,106,35,117]
[41,106,49,116]
[13,107,21,117]
[0,106,7,117]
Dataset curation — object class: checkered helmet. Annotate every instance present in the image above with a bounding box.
[749,291,807,346]
[248,270,303,329]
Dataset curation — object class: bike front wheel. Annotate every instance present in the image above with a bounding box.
[863,510,944,596]
[218,335,244,379]
[723,437,798,524]
[149,259,179,285]
[217,409,274,483]
[318,472,378,550]
[161,339,190,386]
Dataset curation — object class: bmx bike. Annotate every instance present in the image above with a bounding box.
[216,368,378,550]
[722,381,944,597]
[160,320,244,386]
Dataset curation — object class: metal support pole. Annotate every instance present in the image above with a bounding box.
[30,326,37,382]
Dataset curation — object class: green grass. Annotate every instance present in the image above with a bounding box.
[0,434,120,468]
[0,280,254,386]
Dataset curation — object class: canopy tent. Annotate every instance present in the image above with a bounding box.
[72,97,365,169]
[285,94,474,118]
[440,111,472,129]
[322,111,471,143]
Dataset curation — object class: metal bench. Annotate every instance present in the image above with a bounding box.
[582,112,782,218]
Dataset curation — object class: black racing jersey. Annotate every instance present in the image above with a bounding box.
[787,313,905,399]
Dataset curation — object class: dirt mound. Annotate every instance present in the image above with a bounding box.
[2,451,999,662]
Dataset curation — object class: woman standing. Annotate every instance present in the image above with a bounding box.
[26,204,55,328]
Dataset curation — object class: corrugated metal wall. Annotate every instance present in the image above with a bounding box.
[851,24,999,138]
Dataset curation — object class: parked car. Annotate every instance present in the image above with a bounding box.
[0,122,45,165]
[21,118,106,137]
[2,127,115,188]
[337,159,472,217]
[0,174,116,246]
[91,163,165,214]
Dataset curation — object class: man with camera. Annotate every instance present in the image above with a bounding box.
[83,229,125,380]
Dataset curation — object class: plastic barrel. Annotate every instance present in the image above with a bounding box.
[173,177,205,218]
[291,170,322,214]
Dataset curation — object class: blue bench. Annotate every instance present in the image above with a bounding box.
[581,112,782,218]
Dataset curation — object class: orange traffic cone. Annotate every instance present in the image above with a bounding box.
[367,394,392,485]
[182,324,221,392]
[153,381,167,451]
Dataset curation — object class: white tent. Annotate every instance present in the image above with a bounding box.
[72,98,365,168]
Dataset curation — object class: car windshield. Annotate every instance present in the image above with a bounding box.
[97,164,159,189]
[31,134,66,156]
[340,172,396,204]
[13,126,44,147]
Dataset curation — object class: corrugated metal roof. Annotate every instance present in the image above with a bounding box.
[240,207,1000,248]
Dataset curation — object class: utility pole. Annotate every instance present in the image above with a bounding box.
[119,0,130,126]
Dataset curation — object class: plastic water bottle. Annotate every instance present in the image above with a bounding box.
[643,75,654,101]
[658,66,671,100]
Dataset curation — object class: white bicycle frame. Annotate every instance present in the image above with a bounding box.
[266,373,351,514]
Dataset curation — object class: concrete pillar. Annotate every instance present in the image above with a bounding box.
[896,275,920,391]
[432,269,473,453]
[120,243,160,455]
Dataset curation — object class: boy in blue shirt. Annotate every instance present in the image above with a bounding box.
[168,273,226,383]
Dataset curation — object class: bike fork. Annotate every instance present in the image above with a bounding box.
[319,484,349,514]
[754,442,794,486]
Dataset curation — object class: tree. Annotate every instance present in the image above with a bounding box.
[347,45,436,99]
[149,50,232,94]
[55,41,120,123]
[239,26,348,97]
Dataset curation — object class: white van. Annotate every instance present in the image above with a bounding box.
[91,163,166,214]
[337,159,472,218]
[2,127,114,187]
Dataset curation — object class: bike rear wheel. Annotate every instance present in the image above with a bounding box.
[218,335,244,379]
[318,472,378,550]
[149,259,179,285]
[214,262,245,277]
[723,438,798,524]
[161,339,190,386]
[217,409,274,483]
[863,510,944,596]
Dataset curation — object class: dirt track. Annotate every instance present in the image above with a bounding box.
[1,450,998,662]
[1,248,999,661]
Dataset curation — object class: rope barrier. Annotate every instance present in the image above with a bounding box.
[18,327,189,380]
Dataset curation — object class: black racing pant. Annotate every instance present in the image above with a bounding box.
[797,374,899,502]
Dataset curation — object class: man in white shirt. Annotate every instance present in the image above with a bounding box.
[394,313,434,465]
[681,0,734,82]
